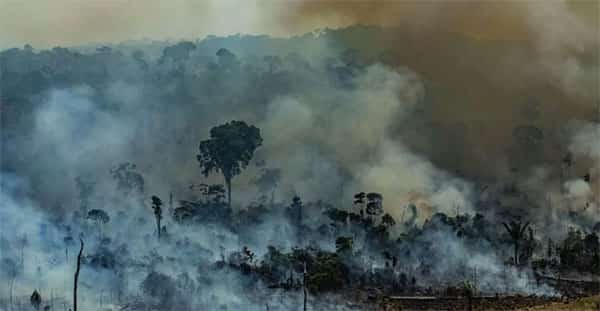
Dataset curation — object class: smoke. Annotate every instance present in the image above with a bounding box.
[0,30,517,309]
[0,0,294,49]
[1,3,598,308]
[5,44,474,222]
[285,0,599,181]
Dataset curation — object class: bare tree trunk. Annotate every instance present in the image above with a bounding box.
[303,284,307,311]
[303,261,307,311]
[514,242,519,265]
[467,295,472,311]
[73,238,84,311]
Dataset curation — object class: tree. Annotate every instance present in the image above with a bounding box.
[197,121,262,207]
[30,289,42,310]
[335,236,353,255]
[141,271,177,308]
[302,260,308,311]
[87,209,109,224]
[189,183,226,204]
[381,213,396,228]
[73,238,84,311]
[353,192,366,217]
[151,196,163,241]
[503,220,530,265]
[289,196,303,227]
[366,192,383,216]
[87,209,109,238]
[263,55,282,74]
[206,184,226,205]
[216,48,238,68]
[462,281,475,311]
[160,41,196,63]
[110,162,144,199]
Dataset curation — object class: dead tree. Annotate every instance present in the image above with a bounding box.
[73,238,84,311]
[503,220,530,265]
[151,196,163,241]
[462,281,474,311]
[303,261,308,311]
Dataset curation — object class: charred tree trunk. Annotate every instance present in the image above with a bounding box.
[303,261,307,311]
[73,238,84,311]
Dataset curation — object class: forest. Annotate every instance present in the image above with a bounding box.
[0,24,599,310]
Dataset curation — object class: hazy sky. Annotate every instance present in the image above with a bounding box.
[1,0,597,49]
[0,0,303,49]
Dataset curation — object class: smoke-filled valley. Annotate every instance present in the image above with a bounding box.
[0,7,599,310]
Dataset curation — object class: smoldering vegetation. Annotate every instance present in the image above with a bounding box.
[0,26,599,310]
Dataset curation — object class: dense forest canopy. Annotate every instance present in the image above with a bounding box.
[0,20,598,310]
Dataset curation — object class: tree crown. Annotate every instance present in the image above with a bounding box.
[197,120,262,181]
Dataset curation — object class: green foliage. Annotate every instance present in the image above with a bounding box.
[365,192,383,216]
[461,280,475,297]
[288,196,303,226]
[87,209,110,224]
[197,120,262,206]
[151,195,163,240]
[335,236,353,254]
[381,213,396,227]
[141,271,178,307]
[559,228,600,273]
[197,121,262,180]
[325,208,349,224]
[257,246,349,294]
[110,162,144,196]
[306,252,349,293]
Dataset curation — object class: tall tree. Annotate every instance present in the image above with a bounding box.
[151,196,163,241]
[197,121,262,207]
[503,220,530,265]
[289,196,303,227]
[87,209,110,238]
[73,238,84,311]
[366,192,383,216]
[110,162,145,204]
[353,192,366,217]
[302,261,308,311]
